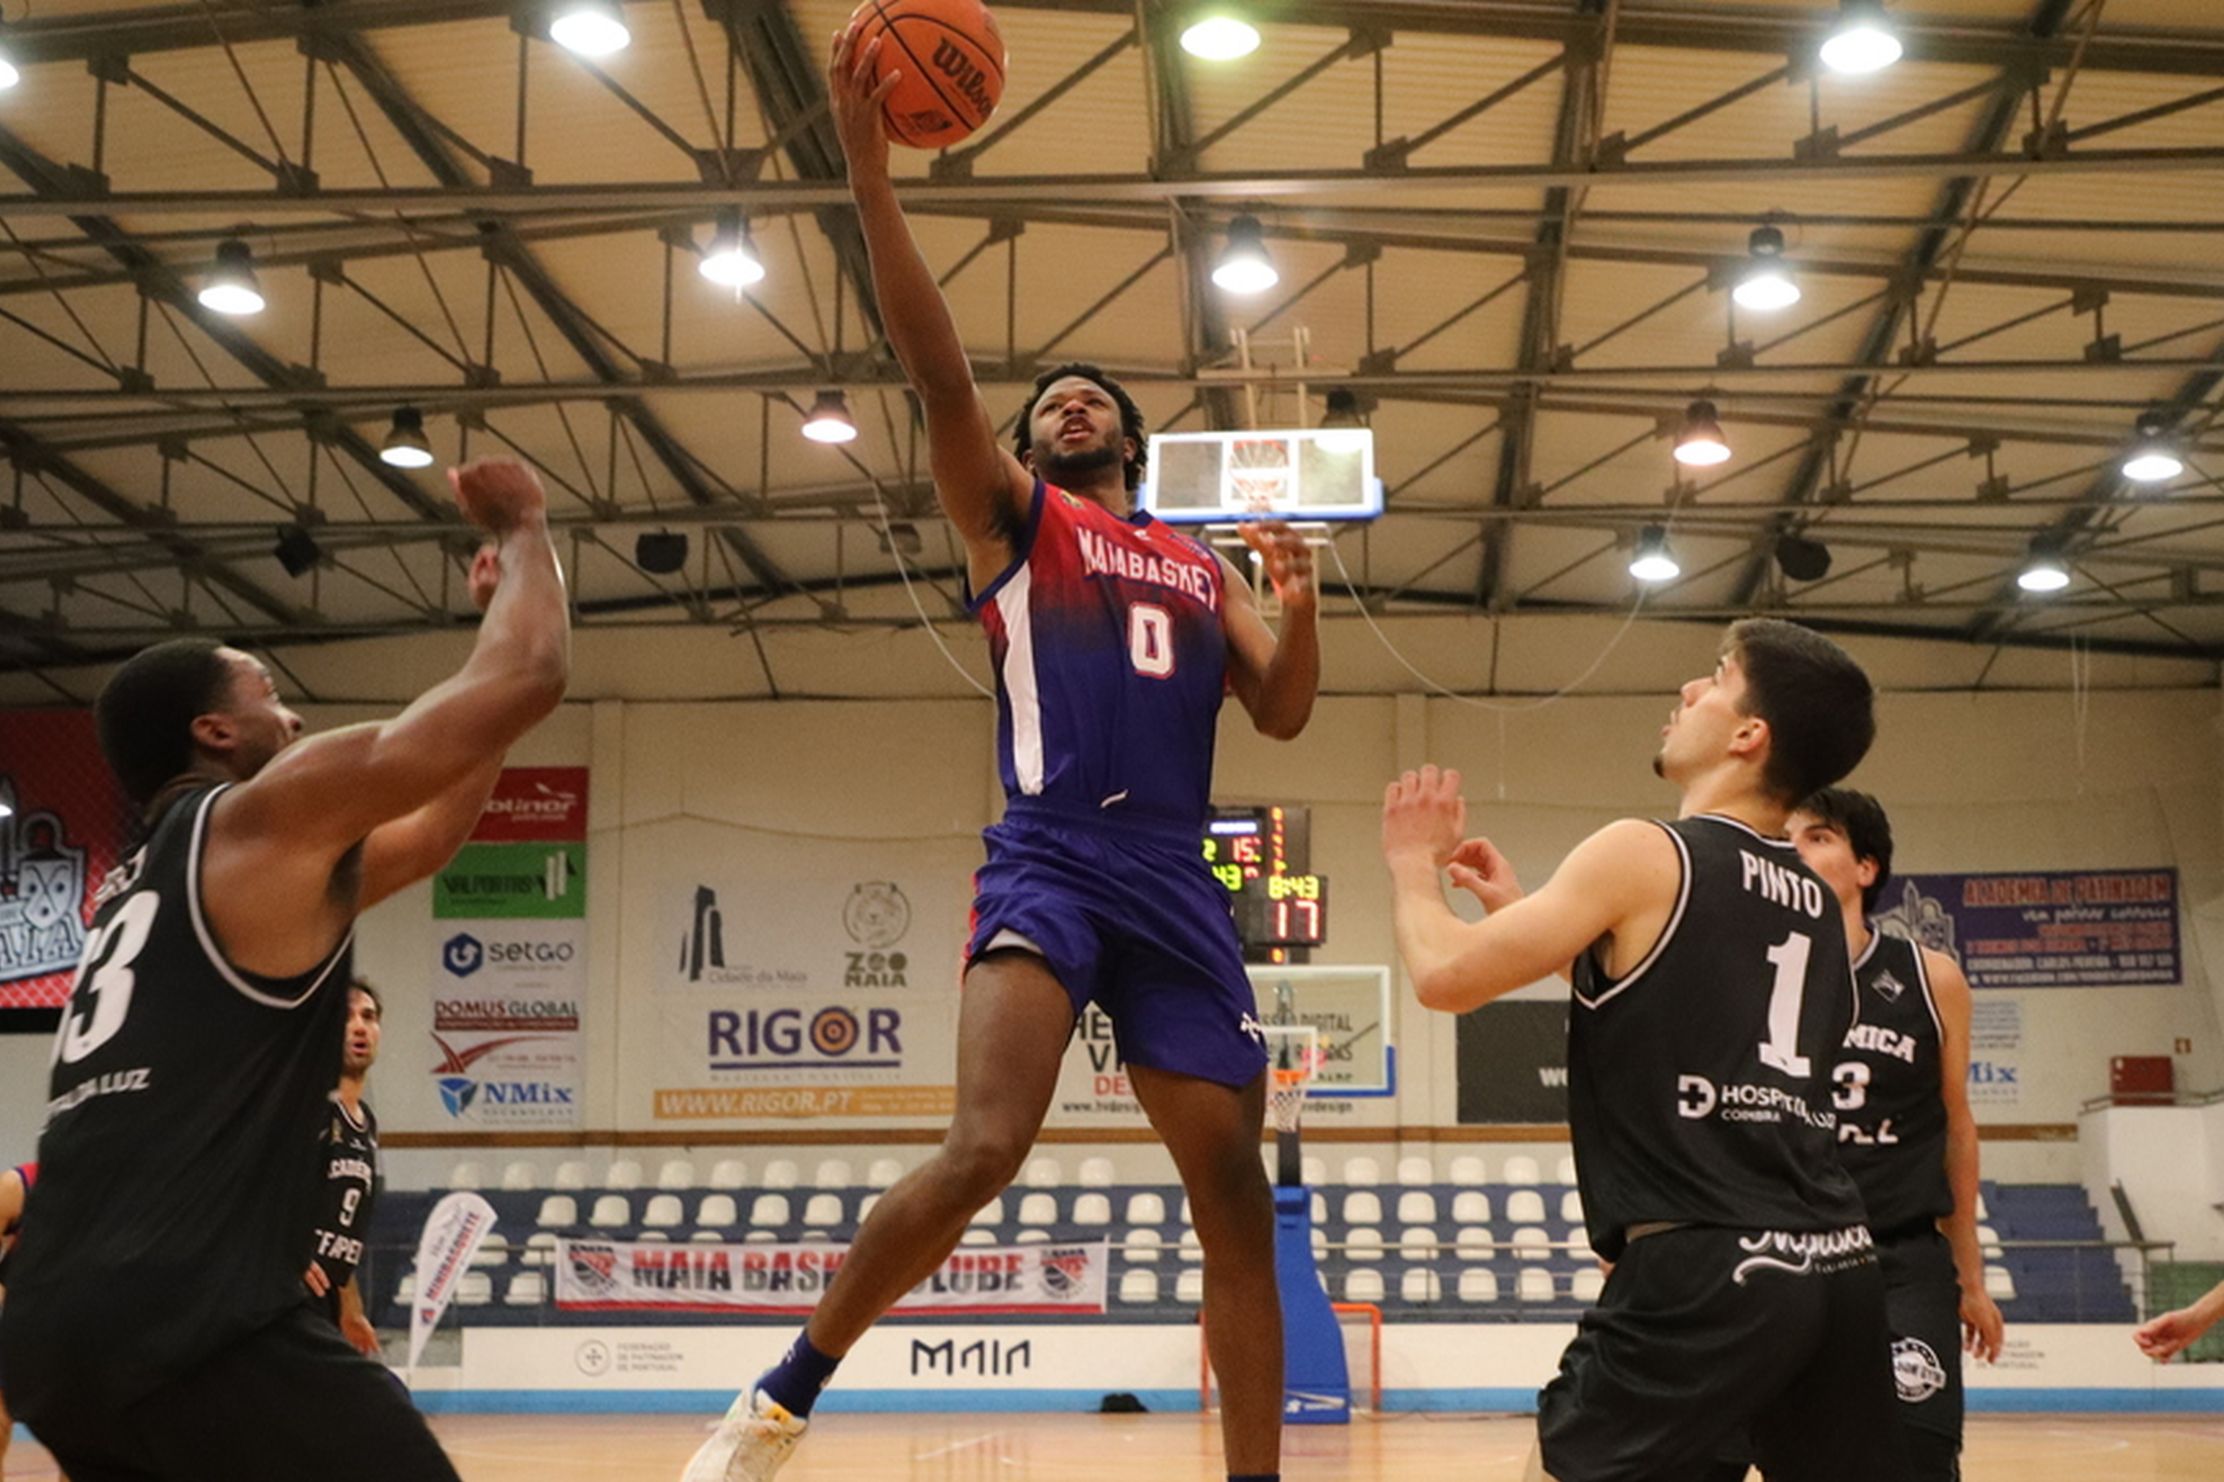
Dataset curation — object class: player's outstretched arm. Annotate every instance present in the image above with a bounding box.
[1928,946,2005,1363]
[830,22,1030,586]
[1220,522,1319,740]
[2137,1281,2224,1362]
[214,461,568,884]
[1382,766,1677,1013]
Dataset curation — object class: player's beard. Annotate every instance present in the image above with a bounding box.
[1034,433,1124,489]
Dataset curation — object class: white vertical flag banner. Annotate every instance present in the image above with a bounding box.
[406,1191,498,1375]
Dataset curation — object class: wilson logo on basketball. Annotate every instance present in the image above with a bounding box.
[931,38,995,117]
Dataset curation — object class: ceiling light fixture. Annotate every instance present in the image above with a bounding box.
[551,0,630,58]
[1629,526,1681,584]
[0,19,21,92]
[1180,14,1261,61]
[198,238,266,317]
[2122,411,2185,485]
[1673,399,1732,467]
[379,406,435,469]
[698,209,765,289]
[2016,536,2072,594]
[1732,224,1801,312]
[1211,214,1279,295]
[1821,1,1902,76]
[802,389,859,445]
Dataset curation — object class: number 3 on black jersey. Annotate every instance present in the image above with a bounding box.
[54,892,160,1067]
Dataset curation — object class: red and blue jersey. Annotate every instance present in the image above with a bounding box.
[971,481,1229,834]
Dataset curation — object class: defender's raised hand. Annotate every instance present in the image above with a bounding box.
[1447,837,1524,914]
[829,22,902,180]
[1382,765,1467,871]
[447,458,547,537]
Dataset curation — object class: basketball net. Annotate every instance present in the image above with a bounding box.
[1261,1023,1322,1187]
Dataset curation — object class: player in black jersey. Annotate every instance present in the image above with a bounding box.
[304,979,385,1357]
[0,458,568,1482]
[1789,788,2003,1481]
[1384,619,1901,1482]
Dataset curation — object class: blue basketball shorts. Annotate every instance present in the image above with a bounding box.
[964,804,1269,1090]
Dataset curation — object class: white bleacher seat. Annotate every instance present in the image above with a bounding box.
[1572,1268,1607,1303]
[1396,1156,1434,1186]
[1568,1227,1596,1263]
[1343,1157,1382,1186]
[1119,1269,1160,1304]
[696,1194,738,1227]
[523,1232,558,1265]
[1397,1191,1439,1224]
[708,1159,749,1189]
[1343,1191,1384,1225]
[1179,1228,1202,1263]
[1176,1268,1206,1304]
[642,1194,685,1230]
[813,1159,853,1189]
[797,1231,830,1244]
[1024,1157,1063,1188]
[1501,1156,1542,1186]
[1122,1229,1165,1263]
[657,1159,697,1190]
[866,1158,905,1189]
[1978,1224,2004,1259]
[1073,1193,1112,1226]
[1458,1268,1500,1304]
[1179,1194,1194,1225]
[762,1159,800,1189]
[1449,1156,1488,1187]
[803,1193,844,1227]
[1401,1268,1442,1305]
[471,1238,510,1269]
[553,1160,590,1191]
[1125,1192,1167,1225]
[1511,1226,1550,1259]
[637,1231,671,1243]
[748,1193,791,1228]
[1311,1227,1327,1260]
[969,1196,1005,1226]
[1516,1267,1556,1303]
[1456,1226,1495,1261]
[743,1230,777,1244]
[500,1161,538,1191]
[1346,1228,1385,1263]
[1077,1157,1115,1187]
[959,1228,997,1247]
[1311,1191,1328,1224]
[1017,1192,1058,1227]
[535,1195,578,1229]
[1554,1155,1580,1186]
[505,1271,547,1306]
[1559,1190,1584,1224]
[588,1194,631,1229]
[1507,1190,1548,1225]
[690,1230,724,1244]
[456,1272,494,1306]
[859,1193,881,1221]
[1301,1155,1330,1186]
[1344,1269,1385,1302]
[1976,1190,1990,1221]
[1984,1265,2017,1301]
[1015,1229,1051,1245]
[392,1274,416,1305]
[604,1160,643,1190]
[1451,1191,1492,1225]
[447,1160,487,1192]
[1399,1227,1438,1261]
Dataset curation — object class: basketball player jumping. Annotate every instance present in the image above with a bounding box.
[1789,789,2004,1480]
[0,459,567,1482]
[681,24,1322,1482]
[1382,620,1905,1482]
[303,979,388,1358]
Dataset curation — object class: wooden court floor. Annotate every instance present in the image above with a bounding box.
[12,1411,2224,1479]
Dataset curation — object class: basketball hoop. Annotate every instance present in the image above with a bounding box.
[1261,1023,1322,1139]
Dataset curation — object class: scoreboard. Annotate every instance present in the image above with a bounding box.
[1204,804,1328,962]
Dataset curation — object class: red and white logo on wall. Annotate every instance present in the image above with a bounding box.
[0,712,133,1011]
[471,768,589,843]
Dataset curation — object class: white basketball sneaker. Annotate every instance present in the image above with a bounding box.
[680,1385,808,1482]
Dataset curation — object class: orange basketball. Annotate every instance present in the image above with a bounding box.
[850,0,1008,149]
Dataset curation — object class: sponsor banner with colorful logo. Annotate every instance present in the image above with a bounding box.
[1877,869,2179,989]
[469,767,588,843]
[648,990,957,1123]
[433,841,588,920]
[0,711,134,1012]
[552,1238,1109,1316]
[430,920,586,1127]
[408,1191,499,1372]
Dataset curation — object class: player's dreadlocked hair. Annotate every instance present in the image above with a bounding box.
[94,638,236,809]
[1012,362,1149,491]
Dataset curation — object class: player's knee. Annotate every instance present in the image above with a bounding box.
[937,1131,1029,1207]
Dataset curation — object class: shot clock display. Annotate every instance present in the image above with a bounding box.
[1204,804,1328,961]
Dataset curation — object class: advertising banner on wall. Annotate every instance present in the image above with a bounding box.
[552,1238,1110,1316]
[426,768,588,1126]
[1877,870,2179,989]
[1455,999,1571,1124]
[0,711,133,1013]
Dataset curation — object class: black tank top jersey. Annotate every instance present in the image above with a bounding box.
[310,1096,381,1323]
[1832,930,1953,1233]
[1,784,354,1412]
[1568,814,1869,1262]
